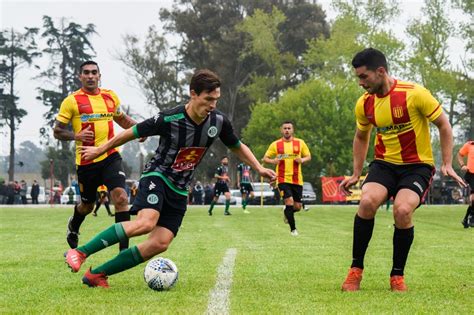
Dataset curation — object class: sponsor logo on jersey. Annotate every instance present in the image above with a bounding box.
[172,147,206,171]
[148,181,156,191]
[164,113,185,122]
[80,113,114,122]
[207,126,218,138]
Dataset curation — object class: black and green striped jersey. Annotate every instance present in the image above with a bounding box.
[132,105,240,195]
[215,164,229,184]
[237,163,252,184]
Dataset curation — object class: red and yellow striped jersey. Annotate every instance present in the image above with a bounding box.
[56,88,123,165]
[355,80,442,166]
[265,138,310,185]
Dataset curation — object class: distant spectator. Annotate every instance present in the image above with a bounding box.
[6,182,15,204]
[19,180,28,204]
[31,180,40,204]
[13,181,21,204]
[204,183,214,205]
[0,180,7,204]
[192,181,204,205]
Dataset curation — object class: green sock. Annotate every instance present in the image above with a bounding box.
[242,199,247,210]
[91,245,144,276]
[225,200,230,212]
[209,201,215,212]
[77,223,128,256]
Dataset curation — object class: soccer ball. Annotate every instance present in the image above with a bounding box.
[144,257,179,291]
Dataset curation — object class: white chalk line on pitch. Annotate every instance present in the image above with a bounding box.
[206,248,238,315]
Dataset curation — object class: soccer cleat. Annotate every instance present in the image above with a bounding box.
[82,268,109,288]
[341,267,363,291]
[290,229,299,236]
[390,275,408,292]
[224,211,232,216]
[243,210,250,214]
[66,216,80,248]
[64,249,87,273]
[461,219,469,228]
[92,212,97,217]
[208,210,213,216]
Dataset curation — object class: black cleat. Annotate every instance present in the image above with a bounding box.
[224,211,232,216]
[462,219,469,229]
[66,216,80,248]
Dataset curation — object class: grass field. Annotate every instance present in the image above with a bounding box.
[0,204,472,314]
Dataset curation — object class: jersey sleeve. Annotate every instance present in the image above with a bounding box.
[459,142,470,156]
[264,142,277,158]
[109,90,124,118]
[56,96,75,124]
[300,140,311,157]
[219,115,240,148]
[355,96,371,131]
[415,86,442,122]
[133,113,167,138]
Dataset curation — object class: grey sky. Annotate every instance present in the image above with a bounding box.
[0,0,466,155]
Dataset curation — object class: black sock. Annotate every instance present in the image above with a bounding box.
[391,226,414,277]
[351,214,375,269]
[463,206,473,221]
[105,202,112,215]
[70,205,86,232]
[284,205,296,231]
[115,211,130,251]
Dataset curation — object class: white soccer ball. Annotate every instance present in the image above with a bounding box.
[144,257,179,291]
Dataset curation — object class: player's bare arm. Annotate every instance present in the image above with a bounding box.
[53,120,94,142]
[114,113,137,129]
[79,127,136,161]
[339,127,371,195]
[232,144,276,182]
[432,112,467,187]
[263,155,278,165]
[457,151,468,172]
[295,155,311,164]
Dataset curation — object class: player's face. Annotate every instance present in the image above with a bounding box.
[191,88,221,120]
[221,157,228,165]
[354,66,384,95]
[281,123,294,140]
[79,64,101,93]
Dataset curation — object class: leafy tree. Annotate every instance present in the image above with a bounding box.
[37,16,97,129]
[0,27,40,181]
[118,26,183,110]
[40,146,75,187]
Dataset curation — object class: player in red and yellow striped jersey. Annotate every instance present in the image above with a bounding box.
[54,61,139,251]
[339,48,465,292]
[264,121,311,236]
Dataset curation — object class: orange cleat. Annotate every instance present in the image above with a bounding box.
[390,275,408,292]
[341,267,363,291]
[82,268,109,288]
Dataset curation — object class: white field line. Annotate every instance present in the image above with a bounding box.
[206,248,238,315]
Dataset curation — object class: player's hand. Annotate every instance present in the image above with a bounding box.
[294,157,302,164]
[441,163,467,188]
[339,175,359,196]
[75,125,95,142]
[460,165,468,172]
[258,168,277,184]
[78,145,101,161]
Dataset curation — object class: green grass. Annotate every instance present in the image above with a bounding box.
[0,205,472,314]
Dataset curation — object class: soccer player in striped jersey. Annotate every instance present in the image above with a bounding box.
[208,156,232,216]
[264,121,311,236]
[54,61,138,251]
[339,48,465,292]
[237,162,254,213]
[64,69,276,288]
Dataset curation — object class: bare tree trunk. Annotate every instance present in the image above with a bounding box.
[8,113,15,181]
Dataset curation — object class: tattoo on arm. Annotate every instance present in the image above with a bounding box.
[53,121,75,141]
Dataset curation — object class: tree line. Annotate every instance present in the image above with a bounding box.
[0,0,472,191]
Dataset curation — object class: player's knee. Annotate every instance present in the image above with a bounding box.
[293,204,302,212]
[112,193,128,208]
[359,196,379,214]
[79,203,94,214]
[393,206,413,224]
[149,240,170,255]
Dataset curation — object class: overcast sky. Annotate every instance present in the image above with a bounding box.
[0,0,465,156]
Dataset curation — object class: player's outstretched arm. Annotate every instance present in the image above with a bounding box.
[339,128,371,195]
[79,128,136,161]
[432,112,467,187]
[231,143,276,182]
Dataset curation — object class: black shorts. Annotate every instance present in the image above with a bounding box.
[214,182,229,196]
[278,183,303,203]
[130,176,187,236]
[76,153,126,204]
[364,160,435,202]
[464,171,474,193]
[239,183,254,195]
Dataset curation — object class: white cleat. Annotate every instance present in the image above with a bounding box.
[290,229,299,236]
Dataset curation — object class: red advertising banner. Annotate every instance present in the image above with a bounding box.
[321,176,346,202]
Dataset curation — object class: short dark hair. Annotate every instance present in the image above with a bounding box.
[190,69,221,95]
[281,120,294,126]
[351,48,388,72]
[221,155,228,160]
[79,60,100,73]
